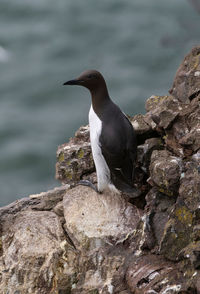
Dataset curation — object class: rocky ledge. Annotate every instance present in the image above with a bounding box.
[1,47,200,294]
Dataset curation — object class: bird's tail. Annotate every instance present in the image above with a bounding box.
[111,171,140,197]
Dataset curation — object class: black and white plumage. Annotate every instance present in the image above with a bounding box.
[63,70,137,194]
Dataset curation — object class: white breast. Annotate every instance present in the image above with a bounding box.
[89,105,111,192]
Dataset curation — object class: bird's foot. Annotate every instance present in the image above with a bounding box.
[77,180,99,193]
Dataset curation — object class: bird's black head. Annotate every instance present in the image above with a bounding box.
[63,69,106,92]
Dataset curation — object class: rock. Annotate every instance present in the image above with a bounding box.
[196,277,200,294]
[0,210,69,293]
[130,113,157,144]
[0,186,80,294]
[145,91,200,159]
[165,96,200,157]
[145,187,176,246]
[126,255,180,294]
[137,137,163,171]
[62,186,144,293]
[178,156,200,212]
[126,254,199,293]
[131,114,153,135]
[159,201,194,261]
[169,46,200,103]
[29,184,70,210]
[55,125,95,185]
[63,186,143,251]
[180,241,200,269]
[145,95,180,129]
[149,150,182,196]
[0,185,144,294]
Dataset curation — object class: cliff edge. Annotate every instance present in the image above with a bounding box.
[0,46,200,294]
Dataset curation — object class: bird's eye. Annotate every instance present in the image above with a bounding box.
[88,74,93,79]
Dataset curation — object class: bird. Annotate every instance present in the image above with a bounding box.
[63,70,137,195]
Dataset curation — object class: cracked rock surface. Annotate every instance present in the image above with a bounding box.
[1,46,200,293]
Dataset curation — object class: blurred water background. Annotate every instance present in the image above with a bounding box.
[0,0,200,206]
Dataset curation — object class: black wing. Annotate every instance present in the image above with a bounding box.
[99,107,137,193]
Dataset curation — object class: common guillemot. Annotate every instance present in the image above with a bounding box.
[63,70,137,194]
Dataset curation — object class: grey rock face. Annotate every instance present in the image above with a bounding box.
[1,211,65,293]
[0,186,71,294]
[150,150,182,195]
[55,125,94,185]
[169,46,200,103]
[1,46,200,293]
[63,186,143,250]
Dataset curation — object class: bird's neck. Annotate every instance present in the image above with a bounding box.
[90,86,110,116]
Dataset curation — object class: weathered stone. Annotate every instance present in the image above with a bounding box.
[165,129,186,158]
[153,108,178,129]
[146,95,180,129]
[0,186,80,294]
[130,113,157,144]
[178,158,200,212]
[53,200,64,216]
[71,251,130,293]
[164,96,200,157]
[0,210,69,294]
[131,114,152,135]
[0,185,145,294]
[63,185,143,251]
[179,127,200,153]
[29,184,70,210]
[196,276,200,294]
[129,213,156,253]
[137,137,163,171]
[180,241,200,269]
[126,255,181,294]
[145,187,176,246]
[145,93,200,159]
[73,125,90,143]
[192,150,200,165]
[149,150,182,195]
[62,185,145,293]
[145,95,168,112]
[55,125,94,185]
[169,46,200,103]
[159,202,194,261]
[0,185,69,226]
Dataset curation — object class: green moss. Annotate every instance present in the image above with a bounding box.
[58,152,65,162]
[163,134,168,140]
[65,171,73,180]
[175,206,193,225]
[147,95,168,110]
[77,148,84,159]
[192,54,200,69]
[163,179,169,189]
[161,218,193,260]
[159,187,173,197]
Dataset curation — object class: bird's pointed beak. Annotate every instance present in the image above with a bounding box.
[63,79,82,86]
